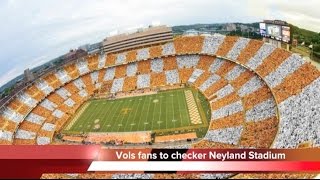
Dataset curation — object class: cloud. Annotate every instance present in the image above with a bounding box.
[247,0,320,31]
[0,67,22,87]
[29,55,49,69]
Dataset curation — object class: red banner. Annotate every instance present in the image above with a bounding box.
[0,146,319,178]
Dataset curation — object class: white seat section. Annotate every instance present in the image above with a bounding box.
[98,53,106,69]
[188,69,204,83]
[35,79,54,95]
[76,59,90,75]
[211,101,243,120]
[238,76,264,97]
[137,48,149,60]
[73,78,86,90]
[115,52,126,64]
[200,173,233,179]
[201,34,226,55]
[264,54,305,88]
[211,84,234,102]
[151,58,164,73]
[205,126,243,145]
[137,74,150,89]
[162,42,175,56]
[78,89,88,97]
[165,69,179,84]
[64,98,75,107]
[199,74,220,92]
[225,65,246,81]
[245,43,276,70]
[1,107,24,123]
[209,58,225,73]
[110,78,124,93]
[176,55,200,69]
[17,92,38,107]
[126,62,137,77]
[42,122,56,132]
[15,129,36,140]
[56,87,71,100]
[226,37,250,61]
[55,69,71,84]
[39,99,57,111]
[52,109,64,119]
[103,67,115,81]
[95,83,102,89]
[37,136,51,145]
[0,130,13,141]
[25,113,45,125]
[90,71,99,84]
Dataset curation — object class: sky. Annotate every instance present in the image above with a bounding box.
[0,0,319,88]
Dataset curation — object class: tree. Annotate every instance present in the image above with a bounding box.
[313,44,320,52]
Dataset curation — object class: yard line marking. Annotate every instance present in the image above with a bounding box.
[117,99,130,132]
[98,100,113,129]
[171,91,175,128]
[137,96,146,131]
[151,96,157,130]
[93,99,110,130]
[145,95,152,131]
[104,99,123,132]
[85,102,100,132]
[130,98,140,132]
[159,94,162,130]
[77,102,92,132]
[165,92,168,130]
[176,90,183,127]
[123,97,136,131]
[99,99,118,131]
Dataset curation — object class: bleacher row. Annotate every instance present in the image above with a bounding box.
[10,73,97,145]
[0,34,319,149]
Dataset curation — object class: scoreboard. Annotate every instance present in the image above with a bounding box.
[260,20,291,43]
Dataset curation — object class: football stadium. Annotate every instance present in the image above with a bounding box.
[0,1,320,178]
[2,25,319,148]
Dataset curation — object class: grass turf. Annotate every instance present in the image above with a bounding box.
[63,88,210,134]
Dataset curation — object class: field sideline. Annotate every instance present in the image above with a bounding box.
[63,88,210,134]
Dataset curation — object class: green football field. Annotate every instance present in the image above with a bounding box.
[63,88,210,134]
